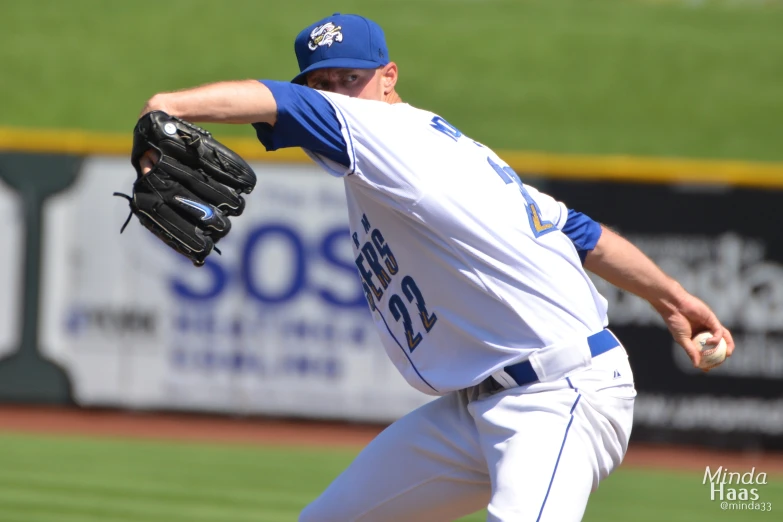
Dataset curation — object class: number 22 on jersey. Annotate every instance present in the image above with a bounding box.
[354,217,438,353]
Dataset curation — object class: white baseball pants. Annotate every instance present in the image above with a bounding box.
[299,347,635,522]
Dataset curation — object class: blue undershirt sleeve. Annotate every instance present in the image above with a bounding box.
[252,80,350,167]
[561,209,602,263]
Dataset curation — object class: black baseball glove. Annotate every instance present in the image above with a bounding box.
[114,110,257,266]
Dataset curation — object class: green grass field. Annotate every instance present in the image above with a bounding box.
[0,433,779,522]
[1,0,782,161]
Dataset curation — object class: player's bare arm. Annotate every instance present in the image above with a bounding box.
[584,225,735,367]
[136,80,279,174]
[140,80,278,125]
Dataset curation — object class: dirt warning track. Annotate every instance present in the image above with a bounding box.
[0,405,780,473]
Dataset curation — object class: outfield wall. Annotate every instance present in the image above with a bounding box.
[1,146,782,449]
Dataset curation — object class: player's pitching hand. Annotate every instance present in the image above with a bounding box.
[657,292,735,371]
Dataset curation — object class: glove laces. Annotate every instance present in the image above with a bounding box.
[113,192,135,233]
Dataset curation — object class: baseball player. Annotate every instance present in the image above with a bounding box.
[134,13,735,522]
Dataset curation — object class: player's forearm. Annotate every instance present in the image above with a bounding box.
[140,80,277,125]
[584,225,688,315]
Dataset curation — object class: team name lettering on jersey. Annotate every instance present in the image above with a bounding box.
[353,214,437,352]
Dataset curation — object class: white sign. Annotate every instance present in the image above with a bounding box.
[0,177,23,358]
[39,157,433,421]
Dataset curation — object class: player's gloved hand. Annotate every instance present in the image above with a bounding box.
[138,149,159,175]
[114,110,257,266]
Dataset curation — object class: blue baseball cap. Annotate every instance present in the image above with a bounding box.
[292,13,389,85]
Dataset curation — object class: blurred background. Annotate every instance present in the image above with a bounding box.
[0,0,782,521]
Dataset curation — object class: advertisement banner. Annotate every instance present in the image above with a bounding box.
[35,155,783,447]
[536,178,783,448]
[39,157,433,421]
[0,178,23,358]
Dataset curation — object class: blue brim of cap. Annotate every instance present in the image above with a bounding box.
[292,57,383,84]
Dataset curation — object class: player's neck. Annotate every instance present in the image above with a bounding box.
[383,89,403,104]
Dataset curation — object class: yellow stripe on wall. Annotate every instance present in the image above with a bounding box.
[2,126,782,188]
[502,151,783,188]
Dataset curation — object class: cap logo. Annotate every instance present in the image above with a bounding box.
[308,22,343,51]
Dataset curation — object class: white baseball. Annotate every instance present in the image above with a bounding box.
[694,331,727,370]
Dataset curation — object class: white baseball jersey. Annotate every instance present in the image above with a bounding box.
[255,81,609,395]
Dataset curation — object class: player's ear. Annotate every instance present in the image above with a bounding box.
[381,62,398,93]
